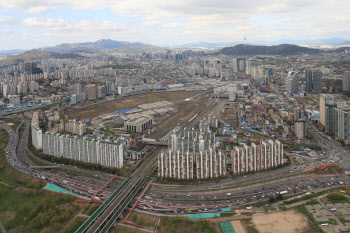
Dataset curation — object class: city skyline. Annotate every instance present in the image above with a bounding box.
[0,0,350,50]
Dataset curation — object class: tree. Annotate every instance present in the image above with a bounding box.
[269,197,275,203]
[276,194,284,201]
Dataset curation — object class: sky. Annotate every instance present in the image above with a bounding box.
[0,0,350,50]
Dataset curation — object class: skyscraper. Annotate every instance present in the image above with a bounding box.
[285,71,299,94]
[342,71,350,95]
[305,70,322,93]
[232,58,238,72]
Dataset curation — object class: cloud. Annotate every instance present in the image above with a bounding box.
[0,0,350,47]
[21,17,125,34]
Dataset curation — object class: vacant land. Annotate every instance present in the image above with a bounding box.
[65,91,204,120]
[251,210,312,233]
[157,217,217,233]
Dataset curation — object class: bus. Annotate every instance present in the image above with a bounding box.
[321,223,329,227]
[340,190,346,193]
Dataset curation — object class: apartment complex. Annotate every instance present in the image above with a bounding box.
[320,94,350,144]
[43,133,124,168]
[65,119,86,136]
[230,140,284,176]
[158,129,226,179]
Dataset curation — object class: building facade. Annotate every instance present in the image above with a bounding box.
[43,133,124,168]
[158,129,226,179]
[295,119,306,139]
[305,70,322,93]
[230,140,283,175]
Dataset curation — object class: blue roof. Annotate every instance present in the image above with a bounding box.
[115,109,132,114]
[242,120,247,124]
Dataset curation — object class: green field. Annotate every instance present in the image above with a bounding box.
[0,124,84,232]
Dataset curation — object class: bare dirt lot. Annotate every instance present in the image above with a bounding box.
[65,91,204,121]
[252,210,312,233]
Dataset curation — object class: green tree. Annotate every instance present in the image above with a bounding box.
[269,197,276,203]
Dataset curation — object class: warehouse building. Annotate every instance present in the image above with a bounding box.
[124,116,153,133]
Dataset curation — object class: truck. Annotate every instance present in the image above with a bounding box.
[280,191,288,195]
[226,193,232,196]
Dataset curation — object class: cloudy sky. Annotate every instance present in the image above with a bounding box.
[0,0,349,50]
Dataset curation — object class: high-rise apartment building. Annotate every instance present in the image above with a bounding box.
[319,94,335,127]
[85,84,96,100]
[65,119,86,136]
[158,129,225,179]
[43,133,124,168]
[343,72,350,96]
[230,140,284,175]
[295,119,306,139]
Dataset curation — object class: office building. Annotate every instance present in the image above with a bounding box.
[43,133,124,168]
[305,70,322,93]
[343,72,350,95]
[285,71,299,94]
[295,119,306,139]
[230,140,283,175]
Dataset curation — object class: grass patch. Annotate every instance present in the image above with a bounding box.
[82,203,100,215]
[55,168,104,180]
[220,212,236,217]
[26,150,51,166]
[157,217,217,233]
[240,218,259,233]
[241,212,254,216]
[62,216,86,233]
[0,184,83,233]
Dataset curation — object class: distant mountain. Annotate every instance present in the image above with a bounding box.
[342,41,350,45]
[0,49,27,55]
[178,42,237,48]
[1,49,85,63]
[43,39,159,53]
[220,44,321,55]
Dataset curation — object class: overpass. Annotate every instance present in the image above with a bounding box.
[75,147,160,233]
